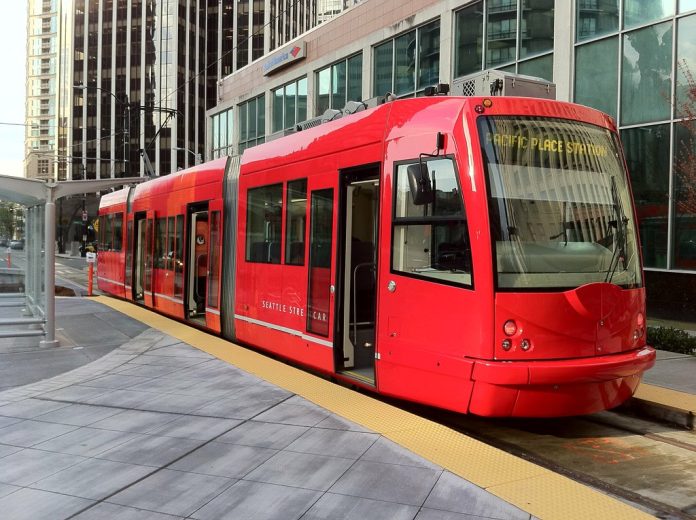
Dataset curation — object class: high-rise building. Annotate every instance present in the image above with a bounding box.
[24,0,355,181]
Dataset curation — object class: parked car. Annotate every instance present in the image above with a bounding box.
[0,238,9,247]
[9,239,25,250]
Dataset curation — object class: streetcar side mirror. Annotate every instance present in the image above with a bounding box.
[407,163,433,206]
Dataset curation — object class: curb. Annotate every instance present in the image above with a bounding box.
[621,384,696,430]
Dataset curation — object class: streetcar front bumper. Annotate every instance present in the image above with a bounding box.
[468,346,656,417]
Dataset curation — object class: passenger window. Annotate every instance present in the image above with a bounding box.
[285,178,307,265]
[392,157,472,287]
[166,216,175,270]
[105,214,114,251]
[246,183,283,264]
[154,218,166,269]
[208,211,221,308]
[174,215,184,297]
[113,213,123,252]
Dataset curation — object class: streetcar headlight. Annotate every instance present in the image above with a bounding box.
[520,339,531,351]
[503,320,517,336]
[502,339,512,351]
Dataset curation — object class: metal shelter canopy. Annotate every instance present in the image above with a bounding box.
[0,174,145,346]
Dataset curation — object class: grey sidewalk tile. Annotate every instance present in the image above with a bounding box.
[0,483,20,499]
[423,472,530,520]
[0,398,71,419]
[245,450,354,491]
[329,460,441,507]
[107,468,234,517]
[96,434,202,467]
[90,409,181,434]
[416,509,489,520]
[360,437,442,470]
[33,426,142,457]
[127,354,207,368]
[0,487,94,520]
[127,377,202,394]
[216,420,308,449]
[32,403,123,426]
[149,345,212,358]
[190,480,321,520]
[192,396,283,420]
[171,442,277,479]
[38,384,111,403]
[137,392,221,414]
[302,493,419,520]
[231,384,293,402]
[315,414,374,433]
[79,374,152,390]
[87,388,160,408]
[0,443,22,459]
[30,458,155,500]
[0,419,78,447]
[0,416,23,429]
[285,427,378,459]
[253,402,330,427]
[0,448,85,486]
[115,364,183,378]
[150,415,241,441]
[74,502,184,519]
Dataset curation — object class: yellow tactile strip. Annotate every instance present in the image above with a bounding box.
[635,384,696,414]
[96,295,651,520]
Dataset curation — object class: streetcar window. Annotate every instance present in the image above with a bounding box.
[392,157,472,287]
[105,214,113,251]
[208,211,221,308]
[174,215,184,298]
[154,218,166,269]
[478,116,642,290]
[113,213,123,252]
[98,216,105,251]
[246,183,283,264]
[286,179,307,265]
[166,216,175,270]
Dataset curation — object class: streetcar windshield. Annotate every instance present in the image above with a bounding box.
[478,116,641,290]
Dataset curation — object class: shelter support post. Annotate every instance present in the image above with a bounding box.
[40,199,59,347]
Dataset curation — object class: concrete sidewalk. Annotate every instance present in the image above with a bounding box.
[0,298,534,520]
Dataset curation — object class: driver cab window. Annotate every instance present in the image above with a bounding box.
[392,157,472,287]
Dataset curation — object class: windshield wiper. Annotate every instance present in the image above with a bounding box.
[605,176,629,283]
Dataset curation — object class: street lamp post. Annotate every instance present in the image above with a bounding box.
[173,147,203,166]
[74,84,130,176]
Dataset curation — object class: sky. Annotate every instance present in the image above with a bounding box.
[0,1,27,177]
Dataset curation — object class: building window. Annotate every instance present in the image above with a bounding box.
[272,77,307,133]
[238,94,265,152]
[211,107,234,158]
[316,53,363,114]
[575,37,619,118]
[453,1,554,81]
[372,20,440,98]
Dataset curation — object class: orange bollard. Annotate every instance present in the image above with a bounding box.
[6,250,10,268]
[87,262,94,296]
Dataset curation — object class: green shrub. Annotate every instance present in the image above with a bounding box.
[647,326,696,355]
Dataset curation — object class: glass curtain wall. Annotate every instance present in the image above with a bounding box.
[574,1,696,271]
[453,0,555,82]
[316,53,362,113]
[372,20,440,98]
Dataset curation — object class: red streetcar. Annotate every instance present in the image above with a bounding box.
[98,90,655,417]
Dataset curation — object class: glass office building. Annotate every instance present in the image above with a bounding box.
[213,0,696,317]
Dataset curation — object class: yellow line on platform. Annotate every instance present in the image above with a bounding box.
[96,295,652,520]
[635,383,696,415]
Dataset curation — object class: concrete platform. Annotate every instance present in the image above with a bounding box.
[1,295,693,519]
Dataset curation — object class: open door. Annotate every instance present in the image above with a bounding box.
[205,200,223,332]
[186,203,209,325]
[337,166,380,385]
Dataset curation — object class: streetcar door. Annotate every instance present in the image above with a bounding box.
[133,210,154,306]
[337,167,379,385]
[186,203,209,325]
[306,184,336,351]
[204,200,223,332]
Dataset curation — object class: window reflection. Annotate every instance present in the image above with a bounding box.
[575,37,618,118]
[621,22,672,125]
[674,124,696,269]
[622,124,670,268]
[624,0,674,28]
[576,0,619,41]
